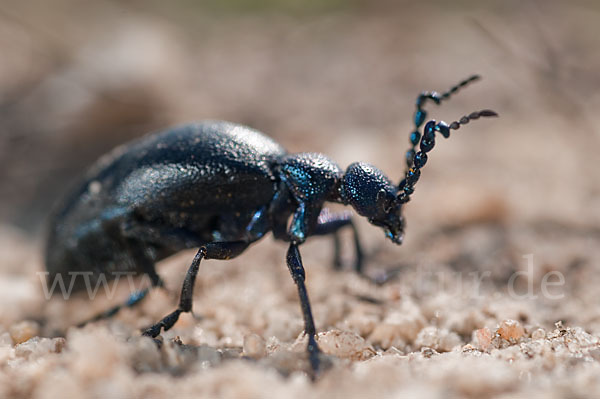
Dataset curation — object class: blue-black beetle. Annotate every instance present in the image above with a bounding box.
[46,75,497,373]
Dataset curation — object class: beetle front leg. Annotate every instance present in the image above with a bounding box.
[142,240,249,338]
[312,210,363,273]
[286,243,322,375]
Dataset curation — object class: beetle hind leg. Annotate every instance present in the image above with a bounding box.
[75,239,164,328]
[77,288,152,327]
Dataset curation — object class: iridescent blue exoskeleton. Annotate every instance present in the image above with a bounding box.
[46,76,497,375]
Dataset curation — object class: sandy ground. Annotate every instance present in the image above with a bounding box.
[1,1,600,398]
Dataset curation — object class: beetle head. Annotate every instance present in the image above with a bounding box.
[341,162,405,244]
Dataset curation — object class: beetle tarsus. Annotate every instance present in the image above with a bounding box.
[76,287,154,329]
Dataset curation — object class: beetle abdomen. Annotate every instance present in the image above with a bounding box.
[46,121,288,288]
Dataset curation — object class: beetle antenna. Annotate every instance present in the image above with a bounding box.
[397,109,498,204]
[404,75,481,175]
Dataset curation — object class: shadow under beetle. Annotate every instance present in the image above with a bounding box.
[46,75,497,375]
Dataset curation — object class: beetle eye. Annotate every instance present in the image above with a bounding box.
[376,189,395,213]
[368,217,385,228]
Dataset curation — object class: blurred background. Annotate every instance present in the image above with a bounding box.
[1,2,600,395]
[2,0,600,329]
[1,0,598,236]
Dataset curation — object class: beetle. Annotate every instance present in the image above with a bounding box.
[46,75,497,374]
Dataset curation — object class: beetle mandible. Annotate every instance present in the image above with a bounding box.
[46,75,497,374]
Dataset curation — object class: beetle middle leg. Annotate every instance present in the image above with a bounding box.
[142,240,250,338]
[76,221,207,326]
